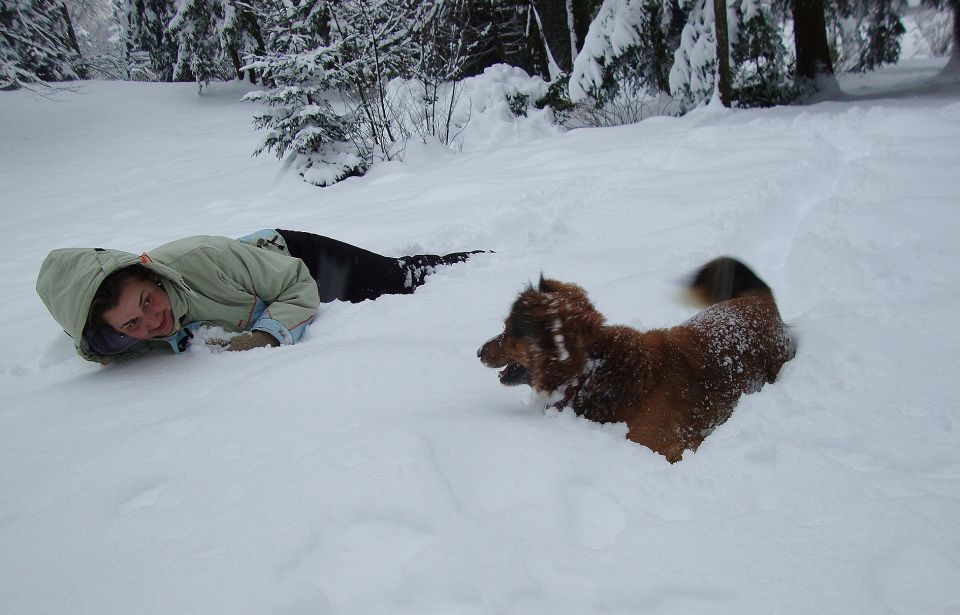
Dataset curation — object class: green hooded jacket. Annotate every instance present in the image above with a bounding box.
[36,233,319,364]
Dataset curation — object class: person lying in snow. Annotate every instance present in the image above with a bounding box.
[36,229,483,364]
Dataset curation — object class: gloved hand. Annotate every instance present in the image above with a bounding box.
[207,330,280,352]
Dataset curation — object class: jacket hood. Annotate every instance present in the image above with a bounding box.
[36,247,187,361]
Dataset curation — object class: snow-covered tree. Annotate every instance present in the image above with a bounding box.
[829,0,906,72]
[246,0,476,186]
[243,0,362,186]
[569,0,683,104]
[168,0,267,86]
[325,0,425,161]
[125,0,180,80]
[669,0,716,109]
[669,0,797,109]
[730,0,794,106]
[68,0,128,79]
[169,1,224,84]
[914,1,955,56]
[924,0,959,78]
[1,0,84,89]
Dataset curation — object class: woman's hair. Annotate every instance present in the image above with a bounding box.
[87,264,156,330]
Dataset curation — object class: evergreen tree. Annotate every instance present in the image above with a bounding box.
[569,0,682,104]
[169,1,225,84]
[66,0,129,79]
[854,0,905,71]
[168,0,267,86]
[243,0,362,186]
[669,0,716,109]
[731,0,795,106]
[830,0,906,72]
[1,0,83,89]
[125,0,181,80]
[246,0,470,185]
[669,0,797,109]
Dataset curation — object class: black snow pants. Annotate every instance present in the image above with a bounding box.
[276,229,479,303]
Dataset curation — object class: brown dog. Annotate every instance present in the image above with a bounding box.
[477,258,795,462]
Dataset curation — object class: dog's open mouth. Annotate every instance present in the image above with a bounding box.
[498,361,530,386]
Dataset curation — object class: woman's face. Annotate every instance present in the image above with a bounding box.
[101,277,176,340]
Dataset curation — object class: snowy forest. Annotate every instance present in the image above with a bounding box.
[3,0,958,186]
[4,0,960,610]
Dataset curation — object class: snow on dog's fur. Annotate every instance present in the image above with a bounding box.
[478,258,796,462]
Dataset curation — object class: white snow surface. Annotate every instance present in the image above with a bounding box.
[2,58,960,614]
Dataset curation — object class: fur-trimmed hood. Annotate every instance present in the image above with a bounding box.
[36,234,319,364]
[36,247,188,362]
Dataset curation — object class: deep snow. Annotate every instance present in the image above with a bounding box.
[2,58,960,615]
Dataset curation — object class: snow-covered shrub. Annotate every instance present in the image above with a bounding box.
[403,64,557,154]
[533,73,576,124]
[248,55,557,185]
[245,86,367,187]
[246,0,497,186]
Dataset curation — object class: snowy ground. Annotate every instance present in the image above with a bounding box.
[2,58,959,615]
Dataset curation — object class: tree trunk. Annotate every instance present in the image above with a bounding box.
[953,0,960,60]
[59,2,87,79]
[531,0,568,74]
[565,0,578,71]
[792,0,834,81]
[529,2,560,78]
[245,11,270,86]
[714,0,731,106]
[940,0,960,77]
[228,46,244,81]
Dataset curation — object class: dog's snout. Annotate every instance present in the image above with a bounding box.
[478,333,508,367]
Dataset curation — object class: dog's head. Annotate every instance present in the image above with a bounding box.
[478,277,605,394]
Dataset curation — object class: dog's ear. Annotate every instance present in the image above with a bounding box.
[538,273,549,292]
[507,296,537,339]
[538,275,563,293]
[508,284,557,339]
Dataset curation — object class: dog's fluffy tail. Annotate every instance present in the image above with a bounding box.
[689,257,773,306]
